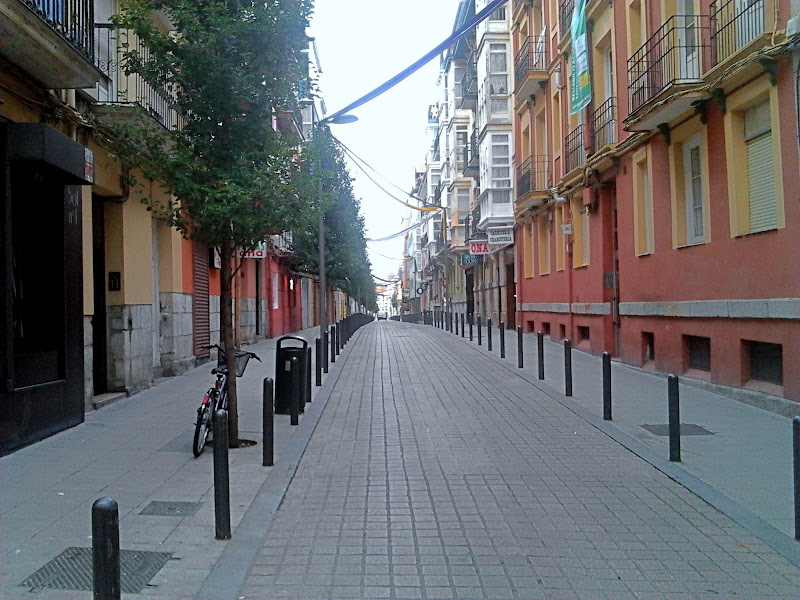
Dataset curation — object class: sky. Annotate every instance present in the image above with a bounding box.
[307,0,464,282]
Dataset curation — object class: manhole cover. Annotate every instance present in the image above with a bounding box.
[140,501,202,517]
[21,547,172,592]
[641,423,715,436]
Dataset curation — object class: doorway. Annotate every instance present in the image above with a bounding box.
[92,196,108,394]
[505,263,516,328]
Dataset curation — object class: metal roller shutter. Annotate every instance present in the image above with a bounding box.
[747,131,776,233]
[193,242,210,357]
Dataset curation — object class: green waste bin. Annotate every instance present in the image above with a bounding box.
[274,336,308,415]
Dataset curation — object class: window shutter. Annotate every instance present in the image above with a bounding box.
[581,208,590,265]
[747,131,776,233]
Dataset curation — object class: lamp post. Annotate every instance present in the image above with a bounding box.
[314,113,358,345]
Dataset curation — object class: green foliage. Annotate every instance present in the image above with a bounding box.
[104,0,315,250]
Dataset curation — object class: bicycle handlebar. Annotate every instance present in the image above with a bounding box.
[202,344,261,361]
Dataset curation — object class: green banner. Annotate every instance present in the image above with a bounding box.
[570,0,591,114]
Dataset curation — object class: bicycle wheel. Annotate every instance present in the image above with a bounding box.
[192,394,213,457]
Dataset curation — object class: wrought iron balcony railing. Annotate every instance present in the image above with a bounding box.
[516,155,550,199]
[23,0,94,61]
[559,0,575,39]
[94,25,182,130]
[627,14,710,114]
[460,56,478,106]
[514,29,548,87]
[710,0,766,65]
[589,97,617,152]
[564,124,586,173]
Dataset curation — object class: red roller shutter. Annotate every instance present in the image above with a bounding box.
[193,242,210,357]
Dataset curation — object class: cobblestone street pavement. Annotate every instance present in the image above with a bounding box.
[239,321,799,599]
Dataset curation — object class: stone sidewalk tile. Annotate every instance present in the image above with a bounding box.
[237,322,799,599]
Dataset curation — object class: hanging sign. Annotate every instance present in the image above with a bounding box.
[570,0,592,115]
[487,227,514,246]
[239,241,267,259]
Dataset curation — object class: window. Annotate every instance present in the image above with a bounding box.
[523,222,534,278]
[683,134,705,244]
[538,215,550,275]
[484,133,512,202]
[633,148,653,255]
[578,326,590,343]
[686,335,711,371]
[642,331,655,363]
[487,43,509,118]
[744,340,782,386]
[457,187,470,210]
[744,101,777,233]
[572,199,590,267]
[490,6,506,20]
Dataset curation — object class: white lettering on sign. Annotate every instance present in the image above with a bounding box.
[238,241,267,259]
[84,147,94,183]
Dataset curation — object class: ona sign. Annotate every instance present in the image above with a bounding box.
[469,242,491,255]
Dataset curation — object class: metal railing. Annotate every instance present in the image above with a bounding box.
[514,29,548,86]
[627,14,710,114]
[516,155,550,199]
[560,0,575,38]
[94,25,182,130]
[710,0,766,65]
[564,124,585,173]
[462,130,479,176]
[24,0,94,60]
[589,97,617,151]
[460,56,478,104]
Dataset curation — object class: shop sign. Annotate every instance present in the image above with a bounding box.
[239,242,267,259]
[487,227,514,246]
[460,254,481,268]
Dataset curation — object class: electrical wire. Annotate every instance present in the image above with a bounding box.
[365,212,436,242]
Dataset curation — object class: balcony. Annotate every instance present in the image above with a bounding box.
[626,14,710,131]
[516,155,550,202]
[564,124,586,174]
[711,0,769,66]
[559,0,574,39]
[462,130,479,178]
[0,0,102,89]
[459,57,478,110]
[589,97,617,152]
[477,188,514,230]
[514,28,549,99]
[91,25,182,131]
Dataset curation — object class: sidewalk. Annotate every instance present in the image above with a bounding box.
[0,326,332,600]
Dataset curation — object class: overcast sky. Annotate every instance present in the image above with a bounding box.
[308,0,463,281]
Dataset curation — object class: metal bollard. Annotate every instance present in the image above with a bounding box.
[263,378,274,467]
[668,375,681,462]
[602,352,612,420]
[305,346,312,404]
[92,497,120,600]
[469,314,473,341]
[461,313,465,338]
[450,311,454,332]
[455,313,459,336]
[336,322,341,355]
[290,356,300,426]
[500,322,505,358]
[330,325,336,363]
[517,326,523,368]
[315,338,322,387]
[794,416,800,540]
[537,331,545,380]
[213,409,231,539]
[487,318,493,352]
[322,331,329,373]
[564,339,573,397]
[477,316,482,345]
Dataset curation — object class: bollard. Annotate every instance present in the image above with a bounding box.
[305,346,312,404]
[564,339,573,397]
[461,313,465,338]
[487,318,493,352]
[602,352,612,420]
[668,375,681,462]
[469,314,473,341]
[517,326,523,368]
[330,325,336,364]
[537,331,545,380]
[315,338,322,387]
[500,322,505,358]
[794,416,800,540]
[213,409,231,539]
[92,497,120,600]
[477,315,482,346]
[336,322,341,355]
[263,378,274,467]
[455,313,459,336]
[449,311,453,332]
[322,331,329,373]
[289,356,300,426]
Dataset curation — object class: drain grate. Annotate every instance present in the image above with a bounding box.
[20,547,172,592]
[641,423,715,436]
[140,500,202,517]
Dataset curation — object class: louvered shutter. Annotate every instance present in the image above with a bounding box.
[747,132,776,233]
[193,242,210,357]
[581,208,590,265]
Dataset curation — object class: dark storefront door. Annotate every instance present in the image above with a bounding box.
[465,271,475,317]
[506,263,516,329]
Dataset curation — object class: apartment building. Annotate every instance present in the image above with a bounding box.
[512,0,800,402]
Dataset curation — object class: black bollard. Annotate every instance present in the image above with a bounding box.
[213,409,231,539]
[455,313,459,335]
[517,326,523,368]
[602,352,612,420]
[668,375,681,462]
[315,338,322,387]
[794,416,800,540]
[290,356,300,426]
[322,330,329,373]
[477,316,482,346]
[564,339,573,397]
[305,346,312,404]
[92,497,120,600]
[537,331,545,380]
[336,322,341,355]
[469,314,473,341]
[487,318,493,352]
[461,313,465,338]
[330,325,336,364]
[450,311,454,332]
[500,322,505,358]
[263,378,274,467]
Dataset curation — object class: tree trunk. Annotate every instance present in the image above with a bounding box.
[220,240,240,446]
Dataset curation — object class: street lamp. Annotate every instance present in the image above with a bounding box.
[314,112,358,344]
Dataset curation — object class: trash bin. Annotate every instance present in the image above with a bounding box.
[274,336,308,415]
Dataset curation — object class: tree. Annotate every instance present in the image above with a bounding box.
[102,0,315,445]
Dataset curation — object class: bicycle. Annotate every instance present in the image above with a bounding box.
[193,344,261,458]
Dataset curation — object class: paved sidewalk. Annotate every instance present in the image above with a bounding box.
[237,321,798,599]
[0,326,331,600]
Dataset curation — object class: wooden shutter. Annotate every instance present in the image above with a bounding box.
[747,132,776,233]
[580,207,590,265]
[192,242,210,357]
